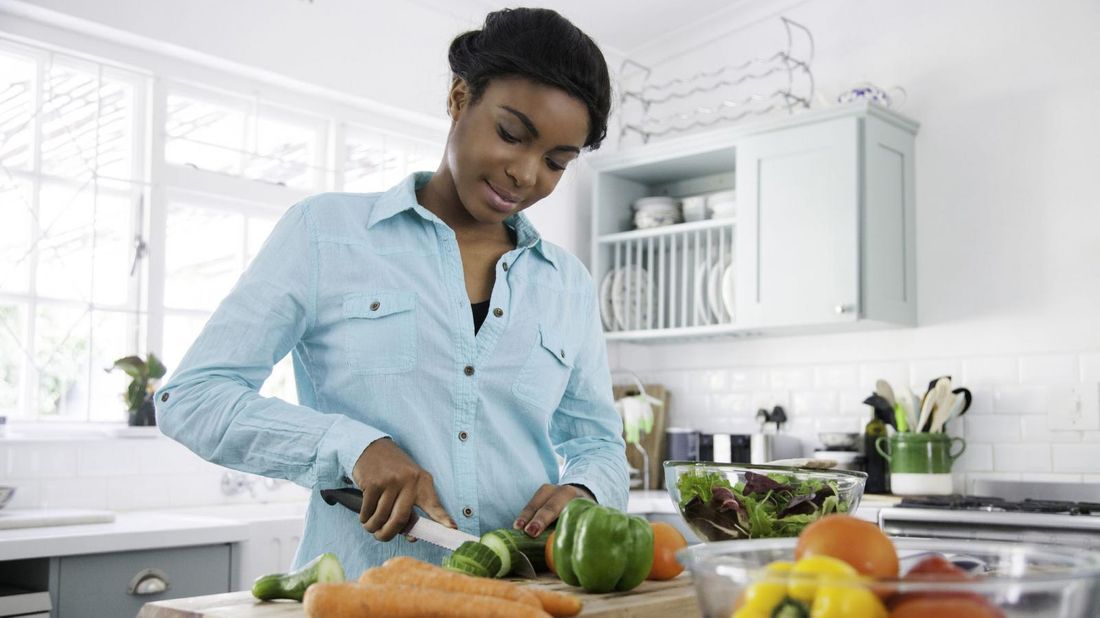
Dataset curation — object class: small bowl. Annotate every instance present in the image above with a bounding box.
[663,461,866,542]
[0,486,15,510]
[818,431,861,450]
[678,537,1100,618]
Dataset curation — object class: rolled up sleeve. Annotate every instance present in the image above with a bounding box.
[154,199,389,489]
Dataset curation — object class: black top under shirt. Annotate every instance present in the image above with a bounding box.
[471,299,491,335]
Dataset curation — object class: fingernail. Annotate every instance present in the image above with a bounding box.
[525,522,541,536]
[514,518,526,530]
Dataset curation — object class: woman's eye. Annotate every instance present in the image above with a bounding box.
[546,158,566,172]
[497,126,520,144]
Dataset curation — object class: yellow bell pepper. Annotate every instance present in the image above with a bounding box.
[730,556,886,618]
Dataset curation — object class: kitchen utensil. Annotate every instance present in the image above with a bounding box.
[893,402,909,432]
[917,377,951,432]
[679,537,1100,618]
[905,388,921,430]
[874,379,896,407]
[862,394,896,429]
[663,461,866,542]
[930,391,968,433]
[319,488,539,579]
[951,387,973,416]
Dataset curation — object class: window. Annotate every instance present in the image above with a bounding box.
[0,37,444,423]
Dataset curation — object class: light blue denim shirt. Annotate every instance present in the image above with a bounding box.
[155,172,628,575]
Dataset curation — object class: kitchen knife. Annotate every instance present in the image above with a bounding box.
[319,487,538,578]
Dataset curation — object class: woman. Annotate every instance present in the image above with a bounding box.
[155,8,627,576]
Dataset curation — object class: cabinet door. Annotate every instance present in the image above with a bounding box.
[57,544,231,618]
[735,117,860,328]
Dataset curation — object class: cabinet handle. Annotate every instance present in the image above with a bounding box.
[834,304,855,315]
[128,568,170,596]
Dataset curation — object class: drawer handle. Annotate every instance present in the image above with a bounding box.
[128,568,170,596]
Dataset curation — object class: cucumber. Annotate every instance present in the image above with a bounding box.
[442,541,502,578]
[479,528,551,576]
[251,552,345,601]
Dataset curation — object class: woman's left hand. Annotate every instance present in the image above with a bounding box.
[513,483,594,537]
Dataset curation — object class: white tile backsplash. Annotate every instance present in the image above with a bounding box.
[769,367,814,390]
[993,444,1051,472]
[1052,445,1100,474]
[1019,354,1078,384]
[953,443,993,472]
[40,477,109,510]
[6,444,78,479]
[77,442,139,477]
[963,357,1020,385]
[964,415,1022,443]
[729,368,768,391]
[993,386,1050,415]
[814,365,858,389]
[1080,353,1100,382]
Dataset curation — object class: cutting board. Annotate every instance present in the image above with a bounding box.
[0,508,116,530]
[139,574,698,618]
[614,383,670,491]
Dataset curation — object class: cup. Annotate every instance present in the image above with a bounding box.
[876,433,965,495]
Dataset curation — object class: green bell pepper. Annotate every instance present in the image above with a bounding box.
[552,498,654,593]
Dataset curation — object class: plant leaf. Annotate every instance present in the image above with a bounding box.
[146,353,167,380]
[109,356,146,379]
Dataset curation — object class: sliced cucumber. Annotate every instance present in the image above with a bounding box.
[251,552,345,601]
[480,528,551,576]
[442,541,501,578]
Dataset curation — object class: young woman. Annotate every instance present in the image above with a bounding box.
[156,8,627,575]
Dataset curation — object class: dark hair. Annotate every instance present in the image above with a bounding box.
[448,8,611,150]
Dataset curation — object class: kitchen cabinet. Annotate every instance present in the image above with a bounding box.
[587,102,918,341]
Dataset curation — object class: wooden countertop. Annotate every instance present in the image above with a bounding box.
[140,574,698,618]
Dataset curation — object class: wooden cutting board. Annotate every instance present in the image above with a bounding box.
[139,574,698,618]
[614,382,671,491]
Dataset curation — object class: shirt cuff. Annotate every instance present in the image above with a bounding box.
[318,414,391,488]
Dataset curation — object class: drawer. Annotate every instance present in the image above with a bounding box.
[57,544,232,618]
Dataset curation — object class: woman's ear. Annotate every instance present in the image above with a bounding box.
[447,77,470,121]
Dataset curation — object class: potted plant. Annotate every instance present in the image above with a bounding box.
[107,353,167,426]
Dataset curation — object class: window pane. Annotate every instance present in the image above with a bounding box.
[246,215,276,263]
[165,203,243,311]
[88,309,137,422]
[0,176,33,294]
[244,116,318,190]
[41,64,100,180]
[343,132,391,192]
[34,303,90,417]
[165,94,245,175]
[0,51,35,172]
[90,189,134,306]
[37,181,94,301]
[161,312,207,382]
[94,76,135,181]
[0,303,27,414]
[260,354,298,405]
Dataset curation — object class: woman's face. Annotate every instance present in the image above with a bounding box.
[445,76,589,224]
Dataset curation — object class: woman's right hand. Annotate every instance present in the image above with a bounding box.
[351,438,456,541]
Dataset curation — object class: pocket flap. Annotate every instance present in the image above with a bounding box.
[343,291,416,319]
[538,324,575,369]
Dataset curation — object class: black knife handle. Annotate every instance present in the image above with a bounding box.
[320,487,363,513]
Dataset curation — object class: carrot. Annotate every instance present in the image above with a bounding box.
[303,582,552,618]
[359,557,541,608]
[528,587,584,617]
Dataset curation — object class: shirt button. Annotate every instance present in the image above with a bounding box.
[160,392,169,402]
[464,365,475,376]
[458,431,468,441]
[501,261,509,271]
[462,507,474,518]
[369,301,380,311]
[493,308,503,318]
[560,349,566,359]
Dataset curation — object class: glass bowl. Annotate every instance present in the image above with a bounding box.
[678,537,1100,618]
[663,461,867,542]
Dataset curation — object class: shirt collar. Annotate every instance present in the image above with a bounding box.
[367,172,558,270]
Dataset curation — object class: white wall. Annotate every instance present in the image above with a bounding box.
[602,0,1100,489]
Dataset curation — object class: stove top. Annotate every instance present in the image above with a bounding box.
[897,494,1100,515]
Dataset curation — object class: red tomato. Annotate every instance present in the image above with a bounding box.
[889,597,1005,618]
[889,554,999,613]
[795,514,899,579]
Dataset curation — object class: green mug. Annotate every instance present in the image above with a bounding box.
[875,433,966,474]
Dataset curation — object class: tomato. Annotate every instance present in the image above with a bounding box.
[888,554,999,614]
[889,597,1004,618]
[545,530,556,575]
[794,514,899,579]
[647,522,688,580]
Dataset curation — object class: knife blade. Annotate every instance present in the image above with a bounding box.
[318,487,538,578]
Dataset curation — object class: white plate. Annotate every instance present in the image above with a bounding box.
[721,262,735,322]
[599,268,617,331]
[707,255,732,322]
[611,265,651,331]
[693,256,711,324]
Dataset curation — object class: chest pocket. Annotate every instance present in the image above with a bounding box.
[342,291,417,375]
[512,324,575,412]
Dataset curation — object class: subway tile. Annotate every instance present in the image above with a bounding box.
[769,367,813,390]
[77,442,138,477]
[6,444,78,478]
[135,439,205,475]
[815,416,862,435]
[962,356,1019,385]
[858,362,910,392]
[963,386,994,415]
[710,393,752,417]
[39,477,108,510]
[814,365,858,389]
[3,480,41,509]
[1081,353,1100,382]
[1019,354,1078,384]
[1052,445,1100,474]
[751,392,791,415]
[964,415,1021,443]
[644,371,687,393]
[993,444,1051,472]
[1019,415,1083,443]
[953,443,993,472]
[689,369,730,393]
[165,473,227,508]
[729,368,768,391]
[791,391,839,417]
[106,476,166,511]
[909,360,963,392]
[837,390,874,417]
[993,386,1047,415]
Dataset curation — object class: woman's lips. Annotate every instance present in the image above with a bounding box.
[484,181,520,213]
